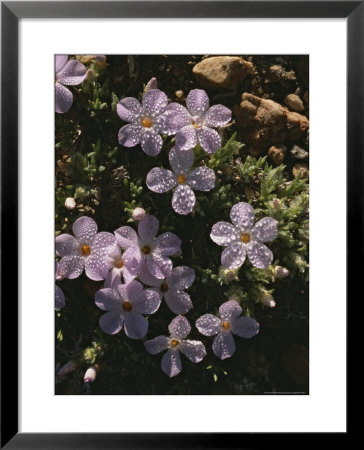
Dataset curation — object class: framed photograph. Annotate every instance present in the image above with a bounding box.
[1,1,355,447]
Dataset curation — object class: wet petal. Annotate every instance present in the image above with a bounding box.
[179,340,206,363]
[146,168,176,193]
[121,246,141,281]
[118,124,142,147]
[161,349,182,377]
[140,128,163,156]
[230,202,255,231]
[124,312,148,339]
[57,60,86,85]
[187,166,216,191]
[147,252,173,279]
[138,215,159,243]
[204,104,232,127]
[133,289,161,315]
[221,242,246,269]
[219,300,242,321]
[154,232,182,256]
[175,125,197,151]
[210,221,239,247]
[155,106,188,135]
[168,315,191,340]
[85,254,110,281]
[164,290,193,315]
[117,97,142,123]
[138,261,161,287]
[55,285,65,309]
[145,336,169,355]
[246,241,273,269]
[212,331,236,360]
[196,314,221,336]
[72,216,98,242]
[104,269,122,290]
[55,234,78,257]
[186,89,209,116]
[197,126,221,154]
[118,279,144,304]
[165,102,191,124]
[232,316,260,339]
[95,288,121,311]
[55,82,73,114]
[172,184,196,215]
[167,266,195,290]
[114,226,139,249]
[142,89,168,116]
[251,217,278,243]
[169,146,194,175]
[55,55,68,74]
[91,232,117,256]
[99,310,124,335]
[57,255,84,280]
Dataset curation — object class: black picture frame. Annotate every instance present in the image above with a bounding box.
[1,1,355,448]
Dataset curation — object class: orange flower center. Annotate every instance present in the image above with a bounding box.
[222,321,231,330]
[141,245,151,255]
[177,174,186,184]
[240,233,251,244]
[160,282,168,293]
[170,339,179,347]
[141,116,152,128]
[115,259,124,269]
[122,301,133,312]
[81,245,91,256]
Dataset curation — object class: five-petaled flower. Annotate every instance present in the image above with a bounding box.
[104,245,140,290]
[139,263,195,314]
[145,315,206,377]
[210,202,278,269]
[55,216,117,281]
[170,89,232,153]
[146,147,215,215]
[114,214,181,280]
[117,89,183,156]
[95,280,161,339]
[55,55,86,113]
[196,300,259,360]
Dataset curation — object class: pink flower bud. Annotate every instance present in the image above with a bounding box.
[132,207,146,221]
[145,77,158,92]
[83,364,100,383]
[259,292,276,308]
[274,266,290,278]
[57,360,77,377]
[64,197,76,210]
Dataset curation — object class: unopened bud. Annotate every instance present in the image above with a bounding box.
[222,268,237,282]
[64,197,76,210]
[83,347,95,363]
[84,364,100,383]
[145,77,157,92]
[132,207,146,221]
[274,266,290,278]
[57,360,77,377]
[273,198,281,209]
[94,55,106,65]
[85,69,94,81]
[258,292,276,308]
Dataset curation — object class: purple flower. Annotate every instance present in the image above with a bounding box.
[170,89,231,153]
[145,316,206,377]
[55,262,65,309]
[104,245,140,290]
[95,280,161,339]
[55,216,117,281]
[196,300,259,360]
[210,202,278,270]
[146,147,215,215]
[55,55,86,113]
[139,263,195,314]
[117,88,183,156]
[114,215,181,280]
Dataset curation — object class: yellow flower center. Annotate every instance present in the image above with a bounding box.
[122,301,133,312]
[141,245,151,255]
[160,282,168,293]
[170,339,179,347]
[115,259,124,269]
[222,321,231,330]
[81,245,91,256]
[177,174,186,184]
[191,116,203,129]
[240,233,251,244]
[141,116,152,128]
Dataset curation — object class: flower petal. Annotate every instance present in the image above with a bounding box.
[85,254,110,281]
[246,241,273,269]
[99,310,124,335]
[55,55,68,74]
[204,104,232,127]
[147,252,173,279]
[140,128,163,156]
[169,146,194,175]
[232,316,260,339]
[91,232,117,256]
[186,89,209,116]
[118,124,142,147]
[154,232,182,256]
[134,289,161,315]
[142,89,168,116]
[95,288,121,311]
[138,261,161,287]
[187,166,216,191]
[175,125,198,151]
[72,216,98,242]
[55,234,78,257]
[179,340,206,363]
[124,312,148,339]
[114,226,139,249]
[165,102,191,124]
[57,255,84,280]
[221,242,246,269]
[251,217,278,243]
[219,300,242,321]
[117,97,142,123]
[196,126,221,154]
[210,221,240,247]
[121,246,141,282]
[146,168,176,193]
[118,279,143,303]
[55,82,73,114]
[155,106,188,135]
[161,349,182,377]
[167,266,195,290]
[196,314,221,336]
[104,269,122,290]
[164,290,193,315]
[230,202,255,231]
[145,336,170,355]
[138,215,159,243]
[57,60,86,85]
[172,184,196,215]
[212,331,236,360]
[55,285,65,309]
[168,315,191,340]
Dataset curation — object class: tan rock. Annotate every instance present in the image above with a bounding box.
[233,93,309,154]
[292,163,309,179]
[285,94,305,112]
[268,145,286,165]
[193,56,253,89]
